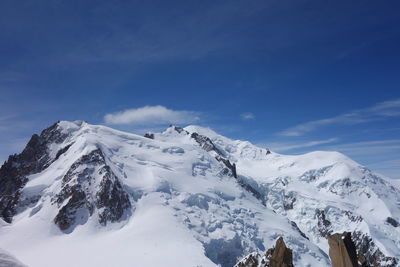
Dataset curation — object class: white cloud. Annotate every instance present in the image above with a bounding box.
[268,138,339,152]
[324,140,400,179]
[263,138,400,178]
[323,139,400,156]
[280,98,400,136]
[104,105,200,126]
[240,112,255,120]
[368,159,400,169]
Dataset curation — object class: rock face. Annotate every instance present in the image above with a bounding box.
[316,209,332,237]
[268,237,294,267]
[144,132,154,139]
[352,231,398,267]
[386,217,399,227]
[328,231,399,267]
[188,129,266,203]
[0,122,69,223]
[235,237,294,267]
[328,232,358,267]
[0,121,131,232]
[53,148,131,231]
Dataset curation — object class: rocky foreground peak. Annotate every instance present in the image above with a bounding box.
[328,232,359,267]
[235,237,294,267]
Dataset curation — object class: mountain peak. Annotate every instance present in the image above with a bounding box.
[0,121,399,267]
[184,125,220,138]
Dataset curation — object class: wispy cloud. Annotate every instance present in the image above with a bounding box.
[104,105,200,126]
[264,138,400,178]
[267,138,339,152]
[240,112,255,120]
[368,159,400,179]
[280,98,400,136]
[323,139,400,156]
[368,159,400,169]
[324,140,400,179]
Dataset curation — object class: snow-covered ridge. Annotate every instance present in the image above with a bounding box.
[0,121,399,267]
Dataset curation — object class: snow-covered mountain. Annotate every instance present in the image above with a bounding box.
[0,121,399,267]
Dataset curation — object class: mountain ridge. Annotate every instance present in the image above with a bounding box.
[0,121,399,266]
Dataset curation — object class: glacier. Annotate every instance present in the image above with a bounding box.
[0,121,399,267]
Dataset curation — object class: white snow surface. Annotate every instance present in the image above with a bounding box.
[0,247,27,267]
[0,121,399,267]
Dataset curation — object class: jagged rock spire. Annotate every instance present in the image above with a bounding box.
[328,232,358,267]
[235,237,294,267]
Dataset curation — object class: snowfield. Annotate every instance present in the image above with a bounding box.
[0,121,399,267]
[0,248,27,267]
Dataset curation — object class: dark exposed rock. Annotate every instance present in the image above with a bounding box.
[235,252,262,267]
[191,131,265,206]
[144,132,154,139]
[352,231,399,267]
[268,237,294,267]
[216,156,237,178]
[236,178,265,206]
[283,195,296,210]
[96,165,131,225]
[316,209,332,237]
[0,122,69,223]
[191,132,224,156]
[358,254,368,267]
[53,149,131,231]
[54,144,73,161]
[172,126,187,134]
[386,217,399,227]
[328,232,358,267]
[187,129,274,219]
[290,221,309,240]
[235,237,294,267]
[191,133,265,203]
[344,210,363,223]
[189,130,266,207]
[328,231,399,267]
[54,184,94,231]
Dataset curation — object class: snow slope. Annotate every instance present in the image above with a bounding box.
[0,247,26,267]
[0,121,399,267]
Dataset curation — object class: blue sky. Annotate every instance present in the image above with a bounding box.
[0,0,399,178]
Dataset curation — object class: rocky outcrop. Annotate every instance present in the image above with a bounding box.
[328,232,358,267]
[53,149,131,231]
[0,122,70,223]
[352,231,398,267]
[328,231,399,267]
[316,209,332,237]
[216,156,237,178]
[1,121,132,231]
[386,217,399,227]
[235,237,294,267]
[190,131,261,200]
[268,237,294,267]
[96,164,131,225]
[191,132,224,156]
[144,132,154,139]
